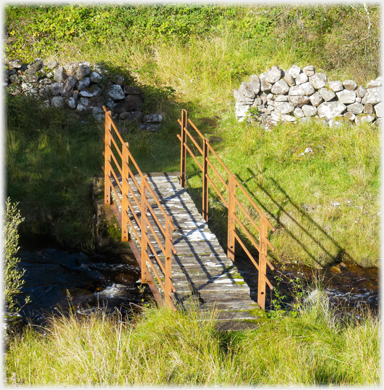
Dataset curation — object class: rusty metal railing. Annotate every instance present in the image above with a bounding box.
[102,107,177,309]
[177,109,275,310]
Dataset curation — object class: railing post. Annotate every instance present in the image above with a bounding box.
[202,138,209,222]
[165,218,173,307]
[121,142,129,241]
[227,174,236,262]
[140,175,150,283]
[180,109,187,188]
[258,216,268,310]
[104,111,112,205]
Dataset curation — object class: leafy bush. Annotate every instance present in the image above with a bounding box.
[3,198,28,312]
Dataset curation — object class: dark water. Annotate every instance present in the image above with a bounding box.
[17,245,152,326]
[17,244,379,326]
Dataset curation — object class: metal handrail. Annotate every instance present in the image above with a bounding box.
[178,109,275,310]
[102,107,176,309]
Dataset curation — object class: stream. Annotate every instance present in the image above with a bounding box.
[16,245,379,326]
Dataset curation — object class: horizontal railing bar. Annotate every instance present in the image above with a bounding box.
[188,118,205,140]
[110,180,122,207]
[110,149,122,175]
[234,179,275,232]
[234,231,259,271]
[234,232,274,289]
[234,197,261,234]
[207,142,231,175]
[206,158,228,191]
[184,127,203,155]
[143,197,177,254]
[124,209,141,242]
[206,174,228,208]
[110,167,123,193]
[146,238,176,293]
[234,213,260,252]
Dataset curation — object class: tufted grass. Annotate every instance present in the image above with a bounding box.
[5,294,380,386]
[5,8,380,265]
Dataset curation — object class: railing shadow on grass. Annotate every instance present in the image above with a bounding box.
[234,167,355,268]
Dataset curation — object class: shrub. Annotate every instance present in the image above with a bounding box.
[3,198,28,312]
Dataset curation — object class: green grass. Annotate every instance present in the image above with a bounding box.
[5,5,380,265]
[5,293,380,386]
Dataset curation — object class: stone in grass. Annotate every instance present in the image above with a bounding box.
[336,90,356,104]
[271,79,289,95]
[76,103,87,112]
[362,87,381,105]
[235,103,250,122]
[328,80,343,92]
[364,103,374,114]
[295,73,308,85]
[50,82,62,96]
[293,107,305,118]
[343,79,357,91]
[143,113,163,123]
[303,65,316,77]
[265,66,283,84]
[355,114,376,124]
[51,96,65,108]
[274,102,294,114]
[90,72,102,83]
[309,73,327,89]
[120,111,143,122]
[54,66,67,83]
[301,82,315,96]
[80,97,89,106]
[260,73,272,92]
[317,101,346,121]
[287,65,301,79]
[328,116,350,128]
[46,60,58,70]
[65,97,77,109]
[140,123,161,132]
[93,107,104,121]
[108,84,125,100]
[347,102,364,115]
[302,105,317,117]
[310,91,323,107]
[344,112,356,122]
[319,87,335,102]
[249,75,261,95]
[239,82,256,99]
[79,85,101,98]
[355,85,366,98]
[374,102,382,117]
[283,72,295,87]
[366,77,382,89]
[288,95,310,107]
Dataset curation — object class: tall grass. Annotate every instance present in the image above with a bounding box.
[5,296,380,386]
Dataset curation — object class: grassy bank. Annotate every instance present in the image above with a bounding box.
[5,4,380,266]
[5,294,380,386]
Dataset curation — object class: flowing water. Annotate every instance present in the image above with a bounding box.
[16,244,379,326]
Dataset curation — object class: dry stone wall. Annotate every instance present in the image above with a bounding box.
[4,57,163,131]
[234,65,382,130]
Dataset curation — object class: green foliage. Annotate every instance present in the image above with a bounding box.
[3,198,29,312]
[4,303,380,385]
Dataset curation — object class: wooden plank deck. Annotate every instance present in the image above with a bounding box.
[111,172,262,329]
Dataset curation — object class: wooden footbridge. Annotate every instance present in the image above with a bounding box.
[102,108,276,326]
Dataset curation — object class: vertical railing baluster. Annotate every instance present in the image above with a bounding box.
[140,175,149,283]
[121,142,129,241]
[202,138,209,221]
[258,216,268,310]
[180,109,187,188]
[165,217,173,307]
[104,111,112,205]
[227,174,236,262]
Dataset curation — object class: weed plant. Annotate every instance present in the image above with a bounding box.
[5,294,380,386]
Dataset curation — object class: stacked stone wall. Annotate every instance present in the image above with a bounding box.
[4,57,163,131]
[234,65,382,130]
